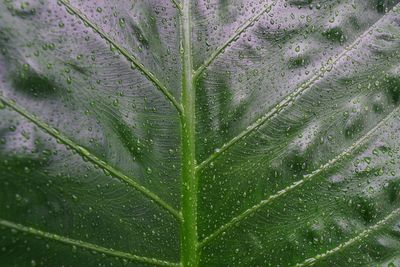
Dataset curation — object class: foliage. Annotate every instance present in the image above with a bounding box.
[1,0,400,266]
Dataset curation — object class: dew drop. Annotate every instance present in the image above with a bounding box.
[119,18,126,28]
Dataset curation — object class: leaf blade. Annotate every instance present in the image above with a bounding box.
[58,0,183,115]
[0,219,180,267]
[0,95,181,220]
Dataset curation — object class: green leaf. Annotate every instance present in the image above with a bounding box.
[1,0,400,266]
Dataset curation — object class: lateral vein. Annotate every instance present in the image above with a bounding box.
[58,0,183,115]
[198,105,400,248]
[193,0,277,80]
[0,95,182,221]
[170,0,182,10]
[0,219,180,267]
[196,3,400,171]
[294,207,400,267]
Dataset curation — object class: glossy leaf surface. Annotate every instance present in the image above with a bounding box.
[1,0,400,266]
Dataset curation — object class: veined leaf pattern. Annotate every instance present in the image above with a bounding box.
[1,0,400,266]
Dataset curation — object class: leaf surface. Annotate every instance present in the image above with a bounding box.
[1,0,400,266]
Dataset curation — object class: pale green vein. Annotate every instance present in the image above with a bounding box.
[192,0,277,80]
[198,105,400,248]
[58,0,183,115]
[0,219,180,267]
[179,0,199,265]
[195,3,400,171]
[0,95,182,221]
[294,207,400,267]
[170,0,182,11]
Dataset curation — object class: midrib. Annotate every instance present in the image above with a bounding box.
[179,0,199,266]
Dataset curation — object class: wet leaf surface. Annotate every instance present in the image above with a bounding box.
[1,0,400,266]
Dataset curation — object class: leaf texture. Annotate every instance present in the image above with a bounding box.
[1,0,400,266]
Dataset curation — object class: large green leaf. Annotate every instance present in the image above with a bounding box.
[1,0,400,266]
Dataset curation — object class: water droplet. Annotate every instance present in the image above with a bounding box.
[119,18,126,28]
[15,194,22,201]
